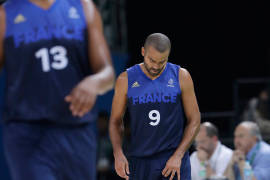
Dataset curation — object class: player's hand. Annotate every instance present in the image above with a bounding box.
[162,154,182,180]
[65,76,98,117]
[114,151,130,180]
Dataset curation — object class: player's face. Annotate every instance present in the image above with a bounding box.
[141,46,169,77]
[195,127,216,155]
[234,125,256,154]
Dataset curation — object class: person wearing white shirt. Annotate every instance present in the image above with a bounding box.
[190,122,233,180]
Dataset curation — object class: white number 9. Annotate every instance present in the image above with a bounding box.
[149,110,160,126]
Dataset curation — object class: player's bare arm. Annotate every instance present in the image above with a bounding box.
[176,68,201,158]
[162,68,201,180]
[109,72,130,179]
[65,0,115,117]
[82,0,115,93]
[0,6,6,70]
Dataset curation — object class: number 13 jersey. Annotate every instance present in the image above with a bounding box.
[127,63,186,157]
[3,0,96,124]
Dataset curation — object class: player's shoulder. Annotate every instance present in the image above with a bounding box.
[178,66,192,81]
[0,5,5,14]
[178,67,189,75]
[0,5,6,32]
[178,66,194,90]
[80,0,92,6]
[118,71,128,79]
[115,71,128,92]
[116,71,128,85]
[80,0,95,10]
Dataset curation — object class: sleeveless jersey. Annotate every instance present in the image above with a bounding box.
[127,63,186,157]
[3,0,97,124]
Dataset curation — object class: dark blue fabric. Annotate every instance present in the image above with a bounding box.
[3,0,97,124]
[3,122,97,180]
[126,63,185,157]
[128,150,191,180]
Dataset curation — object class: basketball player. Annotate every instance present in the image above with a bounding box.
[109,33,201,180]
[0,0,115,179]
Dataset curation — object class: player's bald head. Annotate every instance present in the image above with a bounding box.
[144,33,171,53]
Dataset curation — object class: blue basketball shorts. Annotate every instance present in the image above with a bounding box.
[128,150,191,180]
[3,121,97,180]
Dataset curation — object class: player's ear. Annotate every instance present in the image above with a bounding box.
[141,47,145,57]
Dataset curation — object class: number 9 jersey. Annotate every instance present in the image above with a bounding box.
[127,63,185,157]
[3,0,96,124]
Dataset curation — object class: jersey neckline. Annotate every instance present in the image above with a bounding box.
[137,63,169,81]
[26,0,60,12]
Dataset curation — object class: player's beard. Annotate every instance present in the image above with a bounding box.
[143,62,165,77]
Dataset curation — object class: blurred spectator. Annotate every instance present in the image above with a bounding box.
[224,121,270,180]
[242,89,270,141]
[97,111,114,180]
[190,122,233,180]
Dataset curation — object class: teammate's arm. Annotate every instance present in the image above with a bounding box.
[65,0,115,117]
[82,0,115,93]
[0,6,6,69]
[162,68,201,180]
[109,72,130,179]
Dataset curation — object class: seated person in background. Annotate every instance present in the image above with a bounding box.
[190,122,233,180]
[242,89,270,141]
[224,121,270,180]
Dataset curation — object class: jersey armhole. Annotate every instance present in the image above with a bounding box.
[126,69,131,96]
[178,66,182,95]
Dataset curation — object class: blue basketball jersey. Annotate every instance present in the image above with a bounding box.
[3,0,97,124]
[127,63,186,157]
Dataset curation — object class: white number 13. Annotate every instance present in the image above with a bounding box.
[35,46,68,72]
[149,110,160,126]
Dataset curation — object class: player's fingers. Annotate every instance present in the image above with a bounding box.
[125,161,130,175]
[169,170,176,180]
[70,91,83,116]
[85,95,95,111]
[65,95,72,102]
[177,169,180,180]
[76,95,89,117]
[116,166,126,178]
[164,168,172,177]
[78,95,95,117]
[78,107,87,117]
[162,166,168,176]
